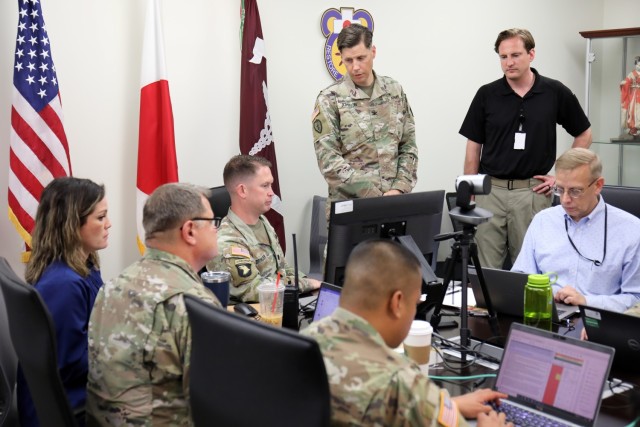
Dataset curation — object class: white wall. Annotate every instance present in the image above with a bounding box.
[1,0,633,281]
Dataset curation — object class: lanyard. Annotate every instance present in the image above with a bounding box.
[564,205,607,266]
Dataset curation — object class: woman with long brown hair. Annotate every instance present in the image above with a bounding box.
[17,177,111,427]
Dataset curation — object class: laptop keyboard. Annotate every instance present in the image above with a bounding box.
[492,401,571,427]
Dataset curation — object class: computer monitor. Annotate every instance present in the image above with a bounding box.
[325,191,446,323]
[325,190,445,286]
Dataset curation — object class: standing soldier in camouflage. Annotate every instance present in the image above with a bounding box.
[303,240,511,427]
[312,23,418,218]
[208,155,321,302]
[87,183,221,426]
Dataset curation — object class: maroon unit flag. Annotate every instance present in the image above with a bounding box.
[239,0,286,251]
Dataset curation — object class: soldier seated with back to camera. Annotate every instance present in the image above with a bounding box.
[303,239,512,427]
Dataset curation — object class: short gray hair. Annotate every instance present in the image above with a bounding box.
[555,148,602,180]
[143,183,210,240]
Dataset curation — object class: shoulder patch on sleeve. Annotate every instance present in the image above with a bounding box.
[234,261,253,278]
[437,391,459,427]
[230,246,250,258]
[312,106,319,122]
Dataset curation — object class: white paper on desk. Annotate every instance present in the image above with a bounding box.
[442,285,476,309]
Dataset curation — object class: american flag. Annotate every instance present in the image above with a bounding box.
[9,0,71,258]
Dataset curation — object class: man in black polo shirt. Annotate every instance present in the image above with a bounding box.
[459,28,591,269]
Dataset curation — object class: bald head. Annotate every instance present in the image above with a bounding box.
[341,239,421,311]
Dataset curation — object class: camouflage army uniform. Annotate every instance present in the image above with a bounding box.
[86,248,220,427]
[303,308,467,427]
[625,302,640,317]
[207,209,314,302]
[312,71,418,218]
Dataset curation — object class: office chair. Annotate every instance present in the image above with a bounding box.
[0,258,79,427]
[445,192,464,232]
[0,267,18,427]
[207,185,231,219]
[600,185,640,218]
[308,195,328,280]
[184,295,331,427]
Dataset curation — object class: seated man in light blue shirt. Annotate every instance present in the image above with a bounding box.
[512,148,640,312]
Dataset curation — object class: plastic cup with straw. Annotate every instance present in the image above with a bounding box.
[257,272,284,327]
[272,272,281,313]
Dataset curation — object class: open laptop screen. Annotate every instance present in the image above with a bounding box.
[496,323,614,426]
[312,282,342,323]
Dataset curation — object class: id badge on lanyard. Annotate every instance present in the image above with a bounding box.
[514,113,525,150]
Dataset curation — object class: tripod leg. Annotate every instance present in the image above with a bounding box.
[430,244,460,330]
[470,245,502,340]
[459,244,471,362]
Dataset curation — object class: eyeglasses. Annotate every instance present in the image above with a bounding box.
[552,178,598,199]
[190,217,222,229]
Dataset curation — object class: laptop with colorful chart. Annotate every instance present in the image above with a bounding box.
[493,323,614,427]
[311,282,342,323]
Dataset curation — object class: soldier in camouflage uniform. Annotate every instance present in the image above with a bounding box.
[312,24,418,219]
[207,155,321,302]
[87,183,221,426]
[303,240,511,427]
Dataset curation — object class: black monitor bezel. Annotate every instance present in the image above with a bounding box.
[324,190,445,286]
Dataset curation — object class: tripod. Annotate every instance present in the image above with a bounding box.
[432,222,500,362]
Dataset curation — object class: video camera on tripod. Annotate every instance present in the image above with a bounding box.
[450,174,494,225]
[432,174,500,362]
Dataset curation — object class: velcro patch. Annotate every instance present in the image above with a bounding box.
[437,391,459,427]
[231,246,250,258]
[235,261,253,278]
[311,106,319,122]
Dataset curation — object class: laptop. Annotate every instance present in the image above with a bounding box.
[311,282,342,323]
[494,323,614,427]
[468,267,579,322]
[579,305,640,374]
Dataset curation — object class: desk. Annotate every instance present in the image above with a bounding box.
[431,313,639,426]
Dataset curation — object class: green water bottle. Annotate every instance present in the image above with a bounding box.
[524,274,553,331]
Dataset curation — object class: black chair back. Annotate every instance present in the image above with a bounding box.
[184,295,331,427]
[0,266,18,426]
[308,195,328,280]
[445,192,464,232]
[207,186,231,219]
[601,185,640,218]
[0,258,78,427]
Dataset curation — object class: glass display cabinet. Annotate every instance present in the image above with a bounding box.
[579,27,640,186]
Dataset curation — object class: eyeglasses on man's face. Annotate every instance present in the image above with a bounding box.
[190,217,222,229]
[552,178,598,199]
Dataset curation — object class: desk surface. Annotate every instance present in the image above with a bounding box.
[432,312,639,426]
